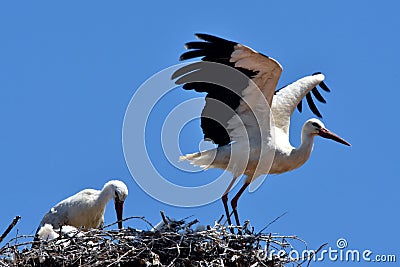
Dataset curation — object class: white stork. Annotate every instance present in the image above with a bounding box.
[173,33,350,230]
[35,180,128,238]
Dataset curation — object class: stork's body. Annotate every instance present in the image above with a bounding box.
[35,180,128,237]
[175,34,350,230]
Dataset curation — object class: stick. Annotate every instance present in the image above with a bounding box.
[257,212,288,234]
[103,216,153,229]
[0,216,21,244]
[160,211,171,229]
[306,243,328,267]
[216,214,224,224]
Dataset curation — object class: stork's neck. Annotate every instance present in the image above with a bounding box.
[97,185,114,208]
[290,132,315,169]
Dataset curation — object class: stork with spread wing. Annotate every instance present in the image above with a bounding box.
[173,33,350,231]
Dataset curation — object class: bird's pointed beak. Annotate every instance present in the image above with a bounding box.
[114,200,124,229]
[318,128,351,146]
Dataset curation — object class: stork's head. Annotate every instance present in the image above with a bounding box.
[303,118,351,146]
[104,180,128,229]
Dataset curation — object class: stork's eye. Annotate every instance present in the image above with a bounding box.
[311,122,321,128]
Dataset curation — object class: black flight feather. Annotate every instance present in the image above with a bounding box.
[319,81,331,92]
[311,87,326,103]
[180,50,207,61]
[305,93,322,118]
[195,33,237,45]
[297,100,303,113]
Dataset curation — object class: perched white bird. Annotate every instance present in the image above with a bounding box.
[37,224,83,241]
[37,224,60,241]
[35,180,128,238]
[174,34,351,229]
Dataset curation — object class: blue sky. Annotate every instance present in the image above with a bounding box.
[1,1,399,265]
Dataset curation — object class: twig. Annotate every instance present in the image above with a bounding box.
[258,212,288,234]
[103,216,152,229]
[106,248,133,267]
[167,243,181,267]
[185,219,199,229]
[306,243,328,267]
[0,260,9,267]
[160,210,170,229]
[0,216,21,244]
[216,214,224,224]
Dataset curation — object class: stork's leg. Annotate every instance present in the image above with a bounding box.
[231,181,250,228]
[221,176,239,233]
[221,194,231,229]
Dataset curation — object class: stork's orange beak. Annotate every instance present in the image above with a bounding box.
[115,200,124,229]
[318,128,351,146]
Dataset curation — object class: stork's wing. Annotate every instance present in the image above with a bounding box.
[174,33,282,146]
[36,204,69,234]
[272,73,330,134]
[36,190,97,233]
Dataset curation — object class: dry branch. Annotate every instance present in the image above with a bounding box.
[0,216,21,244]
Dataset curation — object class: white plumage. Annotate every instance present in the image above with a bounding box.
[175,33,351,230]
[37,224,83,241]
[35,180,128,238]
[37,224,60,241]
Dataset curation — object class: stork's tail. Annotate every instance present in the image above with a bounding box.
[179,149,217,169]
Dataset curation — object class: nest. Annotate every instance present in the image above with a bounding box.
[0,214,324,267]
